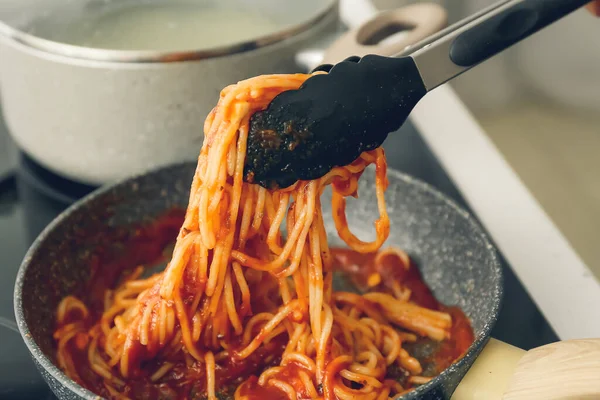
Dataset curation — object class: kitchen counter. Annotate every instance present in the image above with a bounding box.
[472,98,600,275]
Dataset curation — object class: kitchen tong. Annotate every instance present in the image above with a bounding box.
[244,0,592,189]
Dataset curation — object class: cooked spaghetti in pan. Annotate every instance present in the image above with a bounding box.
[54,73,474,399]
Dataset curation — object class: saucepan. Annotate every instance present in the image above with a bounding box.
[0,0,445,186]
[15,159,600,400]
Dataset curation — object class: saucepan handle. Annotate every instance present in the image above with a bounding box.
[452,338,600,399]
[321,3,448,65]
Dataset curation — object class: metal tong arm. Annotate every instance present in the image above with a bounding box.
[404,0,591,92]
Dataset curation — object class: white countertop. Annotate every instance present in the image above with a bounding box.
[410,84,600,340]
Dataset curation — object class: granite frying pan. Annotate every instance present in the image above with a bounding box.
[14,161,505,399]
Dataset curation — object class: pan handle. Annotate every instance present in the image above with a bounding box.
[452,338,600,399]
[321,3,447,65]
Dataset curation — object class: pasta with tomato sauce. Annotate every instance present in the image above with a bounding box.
[54,73,474,400]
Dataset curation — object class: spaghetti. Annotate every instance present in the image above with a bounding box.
[54,74,472,399]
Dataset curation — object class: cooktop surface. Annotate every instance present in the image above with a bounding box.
[0,121,557,399]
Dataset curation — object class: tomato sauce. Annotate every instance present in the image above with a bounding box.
[74,209,185,316]
[331,249,475,373]
[60,210,474,399]
[238,362,314,400]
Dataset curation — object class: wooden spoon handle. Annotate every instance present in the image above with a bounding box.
[452,338,600,400]
[503,338,600,399]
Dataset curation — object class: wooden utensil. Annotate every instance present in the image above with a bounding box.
[453,338,600,399]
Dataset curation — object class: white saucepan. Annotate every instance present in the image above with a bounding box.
[0,0,445,185]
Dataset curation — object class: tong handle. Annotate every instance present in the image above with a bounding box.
[411,0,591,91]
[450,0,591,67]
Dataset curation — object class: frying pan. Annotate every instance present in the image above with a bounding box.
[14,161,501,400]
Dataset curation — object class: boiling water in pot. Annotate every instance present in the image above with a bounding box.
[27,2,282,52]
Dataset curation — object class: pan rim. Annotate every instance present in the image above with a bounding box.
[14,161,503,400]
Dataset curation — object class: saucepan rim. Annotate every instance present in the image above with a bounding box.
[0,0,338,64]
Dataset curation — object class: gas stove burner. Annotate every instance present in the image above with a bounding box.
[15,152,99,242]
[18,153,98,203]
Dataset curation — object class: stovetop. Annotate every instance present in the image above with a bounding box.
[0,121,558,399]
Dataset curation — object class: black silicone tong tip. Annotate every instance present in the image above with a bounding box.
[244,54,426,190]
